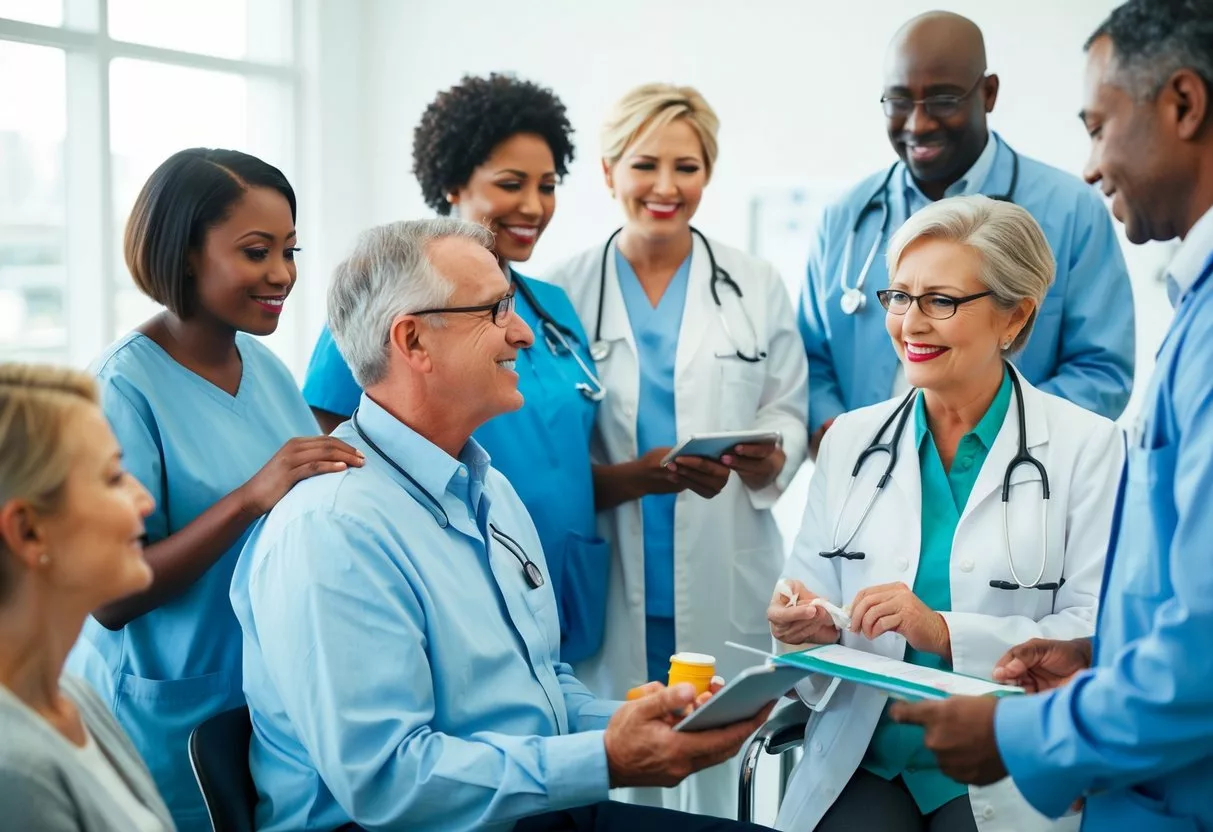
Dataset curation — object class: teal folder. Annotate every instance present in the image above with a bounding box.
[773,644,1025,702]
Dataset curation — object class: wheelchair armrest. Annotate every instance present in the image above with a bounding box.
[757,699,812,755]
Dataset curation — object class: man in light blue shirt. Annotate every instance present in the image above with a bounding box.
[888,2,1213,829]
[801,11,1134,455]
[230,218,774,832]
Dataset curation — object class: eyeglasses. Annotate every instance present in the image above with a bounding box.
[876,289,993,320]
[412,290,516,327]
[880,75,985,120]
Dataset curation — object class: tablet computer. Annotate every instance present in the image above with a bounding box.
[660,430,782,467]
[673,662,807,733]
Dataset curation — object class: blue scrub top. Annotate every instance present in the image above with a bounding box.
[615,249,691,683]
[615,249,690,621]
[798,132,1135,430]
[996,253,1213,830]
[66,331,320,831]
[300,272,608,663]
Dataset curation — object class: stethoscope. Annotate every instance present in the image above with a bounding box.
[590,226,767,363]
[839,138,1021,316]
[820,364,1059,591]
[510,271,606,402]
[351,409,545,590]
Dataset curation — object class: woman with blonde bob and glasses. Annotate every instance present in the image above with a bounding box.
[768,195,1123,832]
[545,83,808,819]
[0,364,174,830]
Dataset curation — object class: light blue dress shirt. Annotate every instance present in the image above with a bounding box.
[66,332,319,832]
[300,273,609,663]
[798,132,1135,429]
[995,246,1213,831]
[864,369,1011,813]
[615,248,691,681]
[231,394,619,832]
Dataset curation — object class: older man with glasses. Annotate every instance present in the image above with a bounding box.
[799,10,1135,459]
[229,218,777,832]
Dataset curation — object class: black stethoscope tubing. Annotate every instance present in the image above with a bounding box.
[819,364,1057,591]
[351,409,545,589]
[592,226,766,363]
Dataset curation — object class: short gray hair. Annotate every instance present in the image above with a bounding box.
[1086,0,1213,100]
[886,195,1054,352]
[328,218,495,387]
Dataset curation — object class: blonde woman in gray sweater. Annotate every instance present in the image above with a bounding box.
[0,363,174,831]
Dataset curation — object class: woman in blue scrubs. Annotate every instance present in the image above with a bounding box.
[303,74,609,664]
[67,149,363,831]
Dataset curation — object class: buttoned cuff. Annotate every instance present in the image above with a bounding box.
[545,730,611,811]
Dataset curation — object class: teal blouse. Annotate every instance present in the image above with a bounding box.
[861,369,1012,812]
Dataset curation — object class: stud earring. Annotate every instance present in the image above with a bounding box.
[38,554,50,567]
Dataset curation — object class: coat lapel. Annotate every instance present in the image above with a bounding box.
[674,232,714,378]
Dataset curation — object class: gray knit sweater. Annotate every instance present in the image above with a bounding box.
[0,674,176,831]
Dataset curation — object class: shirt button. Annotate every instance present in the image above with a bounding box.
[813,741,824,754]
[983,806,995,819]
[895,557,909,571]
[457,467,468,478]
[630,592,642,607]
[960,559,974,572]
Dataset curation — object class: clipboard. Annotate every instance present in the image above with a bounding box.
[773,644,1024,702]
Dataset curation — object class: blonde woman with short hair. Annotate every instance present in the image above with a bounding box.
[545,83,809,819]
[768,195,1123,832]
[0,364,174,830]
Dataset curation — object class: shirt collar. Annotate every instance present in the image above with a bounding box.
[914,367,1012,451]
[355,393,491,501]
[904,132,999,203]
[1167,205,1213,302]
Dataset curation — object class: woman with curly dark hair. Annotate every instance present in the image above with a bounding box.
[302,73,610,664]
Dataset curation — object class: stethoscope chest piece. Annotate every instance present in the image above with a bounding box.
[841,288,866,316]
[590,340,611,362]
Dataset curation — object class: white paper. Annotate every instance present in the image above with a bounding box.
[774,578,798,607]
[807,644,1023,697]
[810,598,853,629]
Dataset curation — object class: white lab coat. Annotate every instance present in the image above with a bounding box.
[775,369,1123,832]
[545,232,808,817]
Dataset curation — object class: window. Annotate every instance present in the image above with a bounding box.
[0,41,66,362]
[0,0,298,367]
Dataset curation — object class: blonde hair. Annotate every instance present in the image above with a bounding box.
[0,364,98,592]
[886,195,1055,352]
[600,83,720,175]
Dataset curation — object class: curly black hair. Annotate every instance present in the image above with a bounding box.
[412,73,575,215]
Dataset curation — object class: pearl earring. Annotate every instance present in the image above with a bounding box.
[1002,340,1012,351]
[38,554,50,566]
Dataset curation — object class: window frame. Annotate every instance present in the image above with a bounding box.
[0,0,302,367]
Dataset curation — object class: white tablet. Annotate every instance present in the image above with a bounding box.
[660,430,782,467]
[673,663,807,733]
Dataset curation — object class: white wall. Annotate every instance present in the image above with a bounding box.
[360,0,1111,261]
